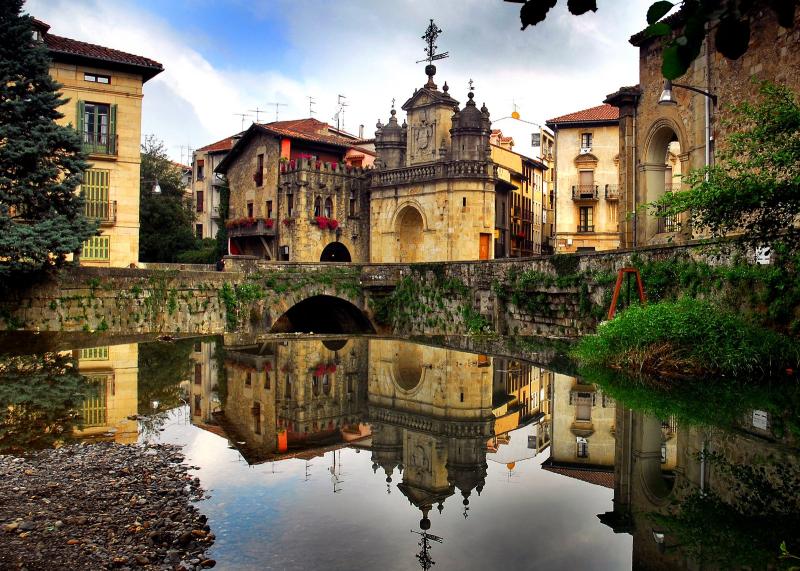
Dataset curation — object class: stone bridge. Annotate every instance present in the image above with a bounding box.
[1,242,727,336]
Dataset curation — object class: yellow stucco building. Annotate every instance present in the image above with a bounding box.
[35,19,163,267]
[546,104,621,253]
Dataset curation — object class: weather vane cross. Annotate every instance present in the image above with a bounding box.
[417,19,449,65]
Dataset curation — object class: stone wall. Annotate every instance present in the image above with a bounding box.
[0,242,777,336]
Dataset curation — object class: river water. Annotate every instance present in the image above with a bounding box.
[1,334,798,570]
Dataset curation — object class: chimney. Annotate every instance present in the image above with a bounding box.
[358,124,364,139]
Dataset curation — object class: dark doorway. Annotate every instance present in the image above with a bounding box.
[320,242,351,262]
[270,295,375,334]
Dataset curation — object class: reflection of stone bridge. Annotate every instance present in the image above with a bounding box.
[4,242,723,336]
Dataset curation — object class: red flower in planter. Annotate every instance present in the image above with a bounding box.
[315,160,322,170]
[282,218,293,227]
[264,362,272,372]
[326,364,337,374]
[313,364,327,377]
[315,216,329,230]
[328,219,339,230]
[289,159,296,169]
[263,218,275,228]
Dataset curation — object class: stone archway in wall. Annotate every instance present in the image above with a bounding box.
[320,242,351,263]
[395,205,425,263]
[641,120,687,245]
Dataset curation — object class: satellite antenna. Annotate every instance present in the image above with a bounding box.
[266,101,287,122]
[233,112,252,131]
[333,94,348,132]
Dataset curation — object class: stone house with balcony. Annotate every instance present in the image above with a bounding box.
[215,118,373,262]
[34,18,163,267]
[546,104,621,253]
[190,134,241,241]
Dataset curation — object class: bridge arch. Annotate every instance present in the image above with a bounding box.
[270,294,375,334]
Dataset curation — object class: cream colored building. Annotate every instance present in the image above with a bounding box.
[546,104,621,253]
[35,19,163,267]
[75,343,139,444]
[190,135,240,241]
[370,66,505,263]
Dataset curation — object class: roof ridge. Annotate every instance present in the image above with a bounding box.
[45,32,163,69]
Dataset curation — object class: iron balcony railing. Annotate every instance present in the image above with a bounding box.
[656,205,679,233]
[84,200,117,225]
[82,131,118,156]
[577,225,595,233]
[227,218,276,237]
[571,185,599,200]
[605,184,620,200]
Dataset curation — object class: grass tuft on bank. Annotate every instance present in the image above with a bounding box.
[572,297,800,378]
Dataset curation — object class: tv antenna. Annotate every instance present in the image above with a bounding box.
[233,113,252,131]
[248,106,266,122]
[266,101,287,122]
[307,96,316,116]
[333,94,348,132]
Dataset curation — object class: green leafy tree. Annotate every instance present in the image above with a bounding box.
[507,0,797,79]
[651,82,800,251]
[0,1,95,275]
[139,135,197,262]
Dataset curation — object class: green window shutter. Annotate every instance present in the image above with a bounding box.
[77,100,85,134]
[109,104,117,154]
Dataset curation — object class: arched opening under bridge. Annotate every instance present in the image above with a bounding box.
[270,295,375,334]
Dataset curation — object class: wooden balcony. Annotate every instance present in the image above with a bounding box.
[227,218,276,237]
[572,185,598,201]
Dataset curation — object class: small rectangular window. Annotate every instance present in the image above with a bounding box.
[266,200,273,219]
[196,159,205,181]
[287,194,294,217]
[462,197,467,207]
[194,363,202,385]
[581,133,592,148]
[84,73,111,84]
[195,223,203,238]
[247,202,254,218]
[196,190,204,212]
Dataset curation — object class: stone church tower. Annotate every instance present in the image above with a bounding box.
[369,58,504,262]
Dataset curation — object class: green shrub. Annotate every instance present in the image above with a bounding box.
[572,297,800,378]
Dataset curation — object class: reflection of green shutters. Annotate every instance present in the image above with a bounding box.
[82,170,110,219]
[82,236,110,261]
[109,104,117,153]
[80,346,109,361]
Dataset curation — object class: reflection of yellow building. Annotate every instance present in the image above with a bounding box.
[189,340,221,424]
[368,340,493,526]
[34,19,163,267]
[543,372,616,485]
[218,338,370,463]
[75,344,138,443]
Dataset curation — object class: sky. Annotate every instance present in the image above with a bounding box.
[26,0,654,164]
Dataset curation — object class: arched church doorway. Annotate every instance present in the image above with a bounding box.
[320,242,351,262]
[396,206,424,263]
[643,123,684,243]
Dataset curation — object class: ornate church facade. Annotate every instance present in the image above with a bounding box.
[369,63,509,263]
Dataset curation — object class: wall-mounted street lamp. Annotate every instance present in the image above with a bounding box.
[152,179,162,194]
[657,79,718,172]
[658,79,718,106]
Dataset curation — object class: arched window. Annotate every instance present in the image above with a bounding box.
[314,196,322,217]
[324,197,333,218]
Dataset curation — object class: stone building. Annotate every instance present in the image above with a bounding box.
[606,2,800,247]
[546,104,622,253]
[215,119,373,262]
[190,134,241,241]
[490,131,551,256]
[370,65,509,263]
[34,18,163,267]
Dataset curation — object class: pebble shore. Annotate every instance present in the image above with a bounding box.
[0,443,215,570]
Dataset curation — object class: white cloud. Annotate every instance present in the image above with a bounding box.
[25,0,653,162]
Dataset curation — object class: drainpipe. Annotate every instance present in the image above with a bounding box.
[632,111,637,248]
[552,127,558,253]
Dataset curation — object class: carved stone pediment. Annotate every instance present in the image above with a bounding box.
[574,153,599,168]
[401,87,459,112]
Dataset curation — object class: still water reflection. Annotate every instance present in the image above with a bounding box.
[1,335,798,570]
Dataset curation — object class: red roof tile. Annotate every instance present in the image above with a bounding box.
[546,104,619,125]
[541,462,615,489]
[39,21,163,81]
[196,134,241,153]
[256,118,359,148]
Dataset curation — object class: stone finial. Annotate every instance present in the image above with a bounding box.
[443,81,449,93]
